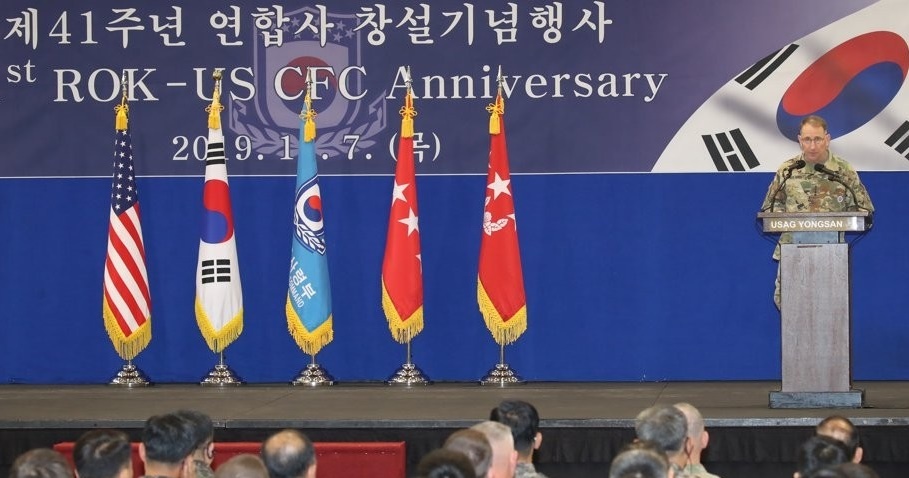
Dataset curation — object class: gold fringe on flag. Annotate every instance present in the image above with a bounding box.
[194,297,244,353]
[477,280,527,346]
[285,296,334,355]
[381,281,424,343]
[399,92,417,139]
[102,297,151,360]
[486,94,504,135]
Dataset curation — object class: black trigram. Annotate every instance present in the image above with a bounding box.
[206,141,226,165]
[701,129,760,171]
[201,259,232,284]
[735,44,799,90]
[884,121,909,159]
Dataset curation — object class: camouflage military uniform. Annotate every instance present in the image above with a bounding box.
[515,462,548,478]
[761,152,874,307]
[682,463,721,478]
[194,459,215,478]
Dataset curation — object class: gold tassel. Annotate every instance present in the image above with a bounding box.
[399,92,417,139]
[302,92,317,142]
[114,103,128,131]
[103,297,151,360]
[486,95,504,135]
[206,86,224,130]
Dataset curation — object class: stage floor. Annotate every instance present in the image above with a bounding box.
[2,381,909,429]
[5,381,909,478]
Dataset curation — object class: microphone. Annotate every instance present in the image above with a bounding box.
[813,163,840,178]
[813,163,865,211]
[786,159,807,173]
[762,159,807,212]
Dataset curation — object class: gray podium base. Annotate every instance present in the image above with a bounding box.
[769,390,863,409]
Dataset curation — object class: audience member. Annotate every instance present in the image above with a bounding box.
[490,400,547,478]
[174,410,216,478]
[213,454,269,478]
[816,416,862,463]
[415,449,477,478]
[73,429,132,478]
[10,449,73,478]
[471,421,517,478]
[673,403,720,478]
[140,412,199,478]
[609,441,672,478]
[795,435,850,478]
[634,405,689,476]
[261,430,316,478]
[444,429,492,478]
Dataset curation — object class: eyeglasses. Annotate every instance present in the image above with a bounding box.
[799,136,827,145]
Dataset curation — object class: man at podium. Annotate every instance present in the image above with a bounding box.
[760,115,874,309]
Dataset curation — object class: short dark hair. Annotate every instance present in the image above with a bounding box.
[415,449,477,478]
[608,441,669,478]
[634,405,688,454]
[261,430,315,478]
[73,429,131,478]
[489,400,539,455]
[142,413,198,464]
[797,435,850,478]
[816,416,860,459]
[11,449,73,478]
[801,115,828,133]
[174,410,215,452]
[443,429,491,478]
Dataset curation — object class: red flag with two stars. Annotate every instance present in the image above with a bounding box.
[381,90,424,343]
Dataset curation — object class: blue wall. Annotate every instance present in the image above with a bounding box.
[1,172,907,383]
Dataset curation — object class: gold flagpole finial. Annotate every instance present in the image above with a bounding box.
[487,65,504,134]
[300,68,317,142]
[399,66,417,138]
[206,69,224,129]
[115,71,129,131]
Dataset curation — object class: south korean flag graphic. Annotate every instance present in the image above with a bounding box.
[654,0,909,172]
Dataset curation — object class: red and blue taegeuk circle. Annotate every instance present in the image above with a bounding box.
[777,31,909,140]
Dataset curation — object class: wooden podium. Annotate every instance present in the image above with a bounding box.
[757,211,870,408]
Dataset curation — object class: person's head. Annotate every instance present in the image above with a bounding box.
[214,454,269,478]
[10,449,74,478]
[816,416,862,463]
[795,435,850,478]
[174,410,215,465]
[799,115,830,164]
[470,421,517,478]
[261,430,316,478]
[415,449,477,478]
[634,405,688,458]
[608,441,673,478]
[443,429,492,478]
[489,400,541,460]
[73,429,132,478]
[674,403,708,463]
[140,412,199,478]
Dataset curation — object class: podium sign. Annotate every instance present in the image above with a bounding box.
[757,211,869,409]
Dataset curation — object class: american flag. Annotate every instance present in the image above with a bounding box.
[102,126,151,359]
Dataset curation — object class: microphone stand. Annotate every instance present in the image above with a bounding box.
[763,168,796,213]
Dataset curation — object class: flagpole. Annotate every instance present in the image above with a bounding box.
[198,69,244,387]
[479,66,525,387]
[289,67,335,387]
[385,65,431,387]
[108,70,151,388]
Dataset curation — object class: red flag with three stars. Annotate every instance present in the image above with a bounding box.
[381,90,424,343]
[478,93,527,345]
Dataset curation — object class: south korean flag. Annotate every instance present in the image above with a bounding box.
[654,0,909,172]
